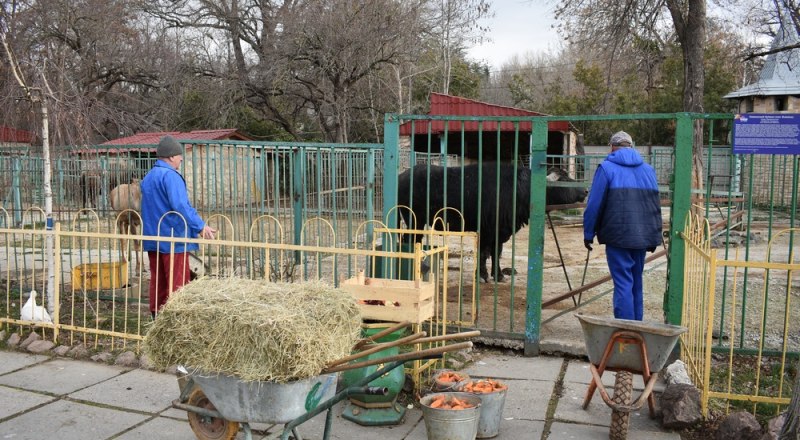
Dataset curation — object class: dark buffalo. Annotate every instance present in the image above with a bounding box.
[397,163,586,282]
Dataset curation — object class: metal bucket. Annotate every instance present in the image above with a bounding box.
[431,370,471,392]
[420,392,481,440]
[471,388,507,438]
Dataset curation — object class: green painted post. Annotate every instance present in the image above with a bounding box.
[366,149,375,240]
[665,113,693,325]
[382,114,400,227]
[293,148,305,264]
[12,158,22,225]
[525,119,548,356]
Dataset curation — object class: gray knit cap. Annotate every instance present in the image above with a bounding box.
[609,131,633,147]
[157,135,183,158]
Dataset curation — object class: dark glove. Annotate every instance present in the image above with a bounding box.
[584,239,593,251]
[647,247,656,253]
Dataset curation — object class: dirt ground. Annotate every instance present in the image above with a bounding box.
[439,212,799,357]
[438,213,670,354]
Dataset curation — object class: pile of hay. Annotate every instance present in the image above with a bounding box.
[143,278,361,382]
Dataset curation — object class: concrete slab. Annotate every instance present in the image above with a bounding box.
[293,401,424,440]
[0,385,56,419]
[0,351,49,375]
[563,360,667,393]
[463,355,564,382]
[502,378,554,421]
[69,368,177,413]
[548,421,681,439]
[0,358,128,395]
[554,380,665,433]
[0,399,148,440]
[406,413,545,439]
[113,416,197,440]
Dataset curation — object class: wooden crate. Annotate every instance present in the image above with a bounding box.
[341,274,435,323]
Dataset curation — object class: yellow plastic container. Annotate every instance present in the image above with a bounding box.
[71,262,129,291]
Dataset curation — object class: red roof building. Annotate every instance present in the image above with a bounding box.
[80,129,252,154]
[0,125,35,144]
[399,93,579,163]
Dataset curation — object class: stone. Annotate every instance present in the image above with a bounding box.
[760,413,785,440]
[139,353,153,370]
[52,345,71,356]
[7,333,21,347]
[165,365,179,375]
[19,332,41,349]
[90,352,113,363]
[114,351,139,367]
[27,340,55,353]
[68,345,90,359]
[715,411,763,440]
[660,383,702,430]
[0,330,6,342]
[663,359,692,385]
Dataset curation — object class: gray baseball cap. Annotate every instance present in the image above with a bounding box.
[157,135,183,158]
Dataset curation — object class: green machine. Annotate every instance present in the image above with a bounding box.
[341,326,407,425]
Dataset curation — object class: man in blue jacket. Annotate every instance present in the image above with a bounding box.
[141,135,216,317]
[583,131,662,321]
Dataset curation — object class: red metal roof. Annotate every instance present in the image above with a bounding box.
[0,125,35,144]
[100,129,251,145]
[400,93,569,135]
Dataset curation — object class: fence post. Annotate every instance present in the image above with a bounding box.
[665,113,694,325]
[12,158,22,226]
[382,114,400,227]
[525,119,548,356]
[292,147,304,265]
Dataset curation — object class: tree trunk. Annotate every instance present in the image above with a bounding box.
[668,0,706,195]
[780,363,800,439]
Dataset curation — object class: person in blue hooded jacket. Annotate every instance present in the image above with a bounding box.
[583,131,662,321]
[141,135,216,317]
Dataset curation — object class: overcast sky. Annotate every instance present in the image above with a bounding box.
[466,0,563,71]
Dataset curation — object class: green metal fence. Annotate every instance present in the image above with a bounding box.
[2,112,799,356]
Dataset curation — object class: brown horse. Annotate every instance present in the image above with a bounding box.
[109,180,143,273]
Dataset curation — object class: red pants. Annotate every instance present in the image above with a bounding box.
[147,252,190,314]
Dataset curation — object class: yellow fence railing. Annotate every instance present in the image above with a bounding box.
[681,211,800,417]
[1,210,478,389]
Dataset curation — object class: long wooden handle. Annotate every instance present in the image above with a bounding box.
[323,341,473,374]
[354,321,412,350]
[326,331,426,368]
[409,330,480,345]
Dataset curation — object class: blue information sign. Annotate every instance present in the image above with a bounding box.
[733,113,800,154]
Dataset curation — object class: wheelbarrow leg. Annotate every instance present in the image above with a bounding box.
[582,330,624,409]
[637,338,657,418]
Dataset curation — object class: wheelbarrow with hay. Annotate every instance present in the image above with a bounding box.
[576,313,686,440]
[172,324,479,440]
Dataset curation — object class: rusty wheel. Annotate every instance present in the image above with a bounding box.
[187,388,239,440]
[609,371,633,440]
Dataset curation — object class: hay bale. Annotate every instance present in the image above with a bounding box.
[143,278,361,382]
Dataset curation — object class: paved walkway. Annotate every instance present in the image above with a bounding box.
[0,350,682,439]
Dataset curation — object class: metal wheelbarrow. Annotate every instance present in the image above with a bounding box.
[174,359,412,440]
[576,313,687,440]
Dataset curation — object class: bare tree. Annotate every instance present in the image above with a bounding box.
[554,0,707,187]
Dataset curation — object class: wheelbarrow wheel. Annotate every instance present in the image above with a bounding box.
[609,371,633,440]
[187,388,240,440]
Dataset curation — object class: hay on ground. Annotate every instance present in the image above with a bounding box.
[143,278,361,382]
